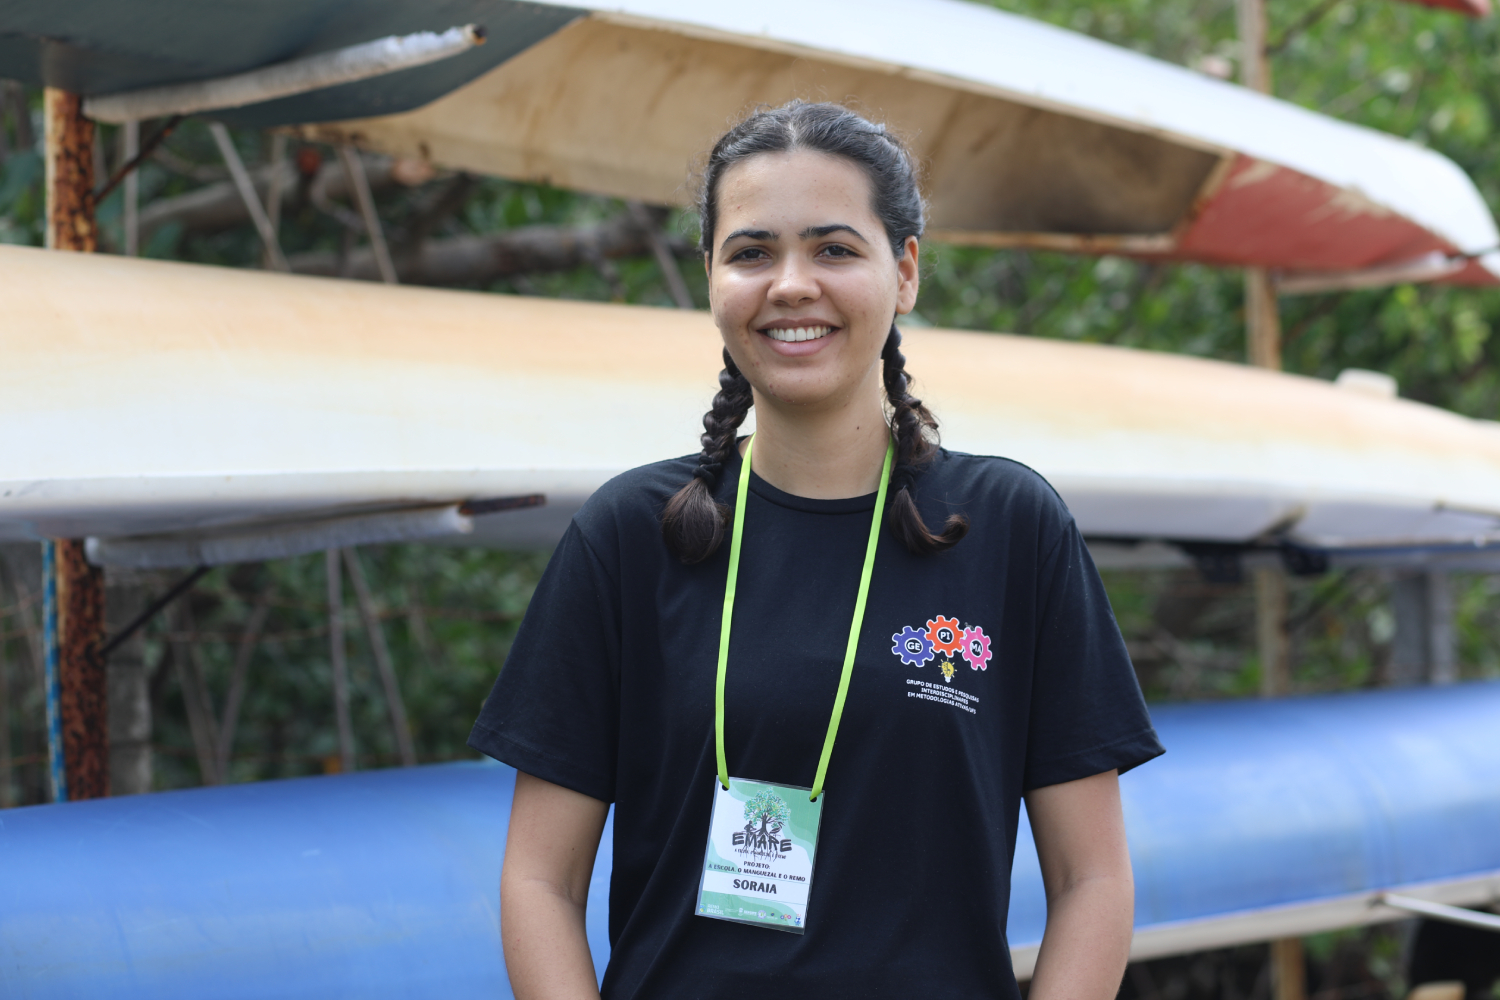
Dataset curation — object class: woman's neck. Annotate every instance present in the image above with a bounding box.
[741,388,890,500]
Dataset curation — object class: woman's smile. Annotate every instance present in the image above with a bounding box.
[762,324,835,343]
[759,320,840,356]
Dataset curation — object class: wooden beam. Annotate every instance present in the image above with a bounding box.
[1270,938,1307,1000]
[1245,268,1282,370]
[1236,0,1272,95]
[43,90,109,800]
[1255,566,1290,697]
[1236,5,1305,993]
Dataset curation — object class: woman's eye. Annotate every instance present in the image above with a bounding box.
[730,247,769,261]
[820,244,855,258]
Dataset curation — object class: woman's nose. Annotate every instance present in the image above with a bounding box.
[770,254,819,305]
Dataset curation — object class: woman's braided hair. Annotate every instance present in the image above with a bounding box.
[661,100,969,564]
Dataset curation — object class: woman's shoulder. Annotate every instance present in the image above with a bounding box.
[927,448,1066,502]
[923,449,1076,533]
[570,453,699,543]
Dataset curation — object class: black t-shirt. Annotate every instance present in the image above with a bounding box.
[470,447,1162,1000]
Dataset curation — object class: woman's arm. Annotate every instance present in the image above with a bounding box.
[502,770,611,1000]
[1024,769,1135,1000]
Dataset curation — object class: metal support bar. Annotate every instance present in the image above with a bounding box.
[344,549,415,767]
[0,622,10,808]
[100,565,211,659]
[1379,894,1500,933]
[43,88,109,802]
[263,133,289,271]
[122,120,140,256]
[89,504,473,570]
[85,25,487,123]
[458,494,546,516]
[41,542,65,803]
[92,115,180,207]
[327,550,355,774]
[45,89,97,252]
[56,539,108,800]
[209,122,290,272]
[338,145,398,284]
[216,595,271,780]
[169,601,220,786]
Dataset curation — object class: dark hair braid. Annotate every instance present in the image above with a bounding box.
[661,348,753,564]
[882,325,968,553]
[662,100,969,563]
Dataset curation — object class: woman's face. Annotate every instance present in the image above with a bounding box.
[706,149,919,414]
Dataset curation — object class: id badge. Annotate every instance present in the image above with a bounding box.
[696,776,823,933]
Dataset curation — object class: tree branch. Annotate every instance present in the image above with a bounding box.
[288,211,695,286]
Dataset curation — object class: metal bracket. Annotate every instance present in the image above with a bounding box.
[1378,893,1500,933]
[99,565,211,659]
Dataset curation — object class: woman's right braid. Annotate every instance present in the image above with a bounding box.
[693,349,754,488]
[881,326,933,491]
[662,349,754,564]
[882,326,969,554]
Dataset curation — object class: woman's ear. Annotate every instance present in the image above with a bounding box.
[894,236,920,315]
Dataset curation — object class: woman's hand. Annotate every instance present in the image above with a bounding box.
[502,771,610,1000]
[1024,769,1135,1000]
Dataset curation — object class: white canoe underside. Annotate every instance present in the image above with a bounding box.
[5,245,1500,570]
[300,0,1500,286]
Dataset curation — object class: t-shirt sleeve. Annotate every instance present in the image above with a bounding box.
[467,520,620,803]
[1023,517,1164,791]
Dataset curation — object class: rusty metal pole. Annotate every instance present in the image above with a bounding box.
[43,89,110,801]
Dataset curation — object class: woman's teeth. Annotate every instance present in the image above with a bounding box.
[765,325,833,343]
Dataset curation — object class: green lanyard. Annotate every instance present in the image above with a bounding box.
[714,433,895,801]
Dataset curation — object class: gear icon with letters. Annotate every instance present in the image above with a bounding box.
[892,625,934,667]
[925,616,964,657]
[961,625,993,671]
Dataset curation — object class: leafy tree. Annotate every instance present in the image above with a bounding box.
[741,789,790,854]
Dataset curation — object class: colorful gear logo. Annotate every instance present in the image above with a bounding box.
[961,625,993,671]
[926,616,964,657]
[892,625,934,667]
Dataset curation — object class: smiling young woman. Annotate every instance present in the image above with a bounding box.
[470,102,1163,1000]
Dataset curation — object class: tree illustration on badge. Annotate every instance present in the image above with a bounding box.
[742,789,791,858]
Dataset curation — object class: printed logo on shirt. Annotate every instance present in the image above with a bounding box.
[891,616,992,715]
[890,618,992,671]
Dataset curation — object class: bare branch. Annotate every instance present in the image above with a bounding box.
[289,211,695,286]
[138,152,400,243]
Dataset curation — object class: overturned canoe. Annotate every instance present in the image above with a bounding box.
[4,245,1500,569]
[2,1,1497,288]
[3,682,1496,994]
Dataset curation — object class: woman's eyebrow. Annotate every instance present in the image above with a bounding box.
[799,223,868,243]
[720,228,777,249]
